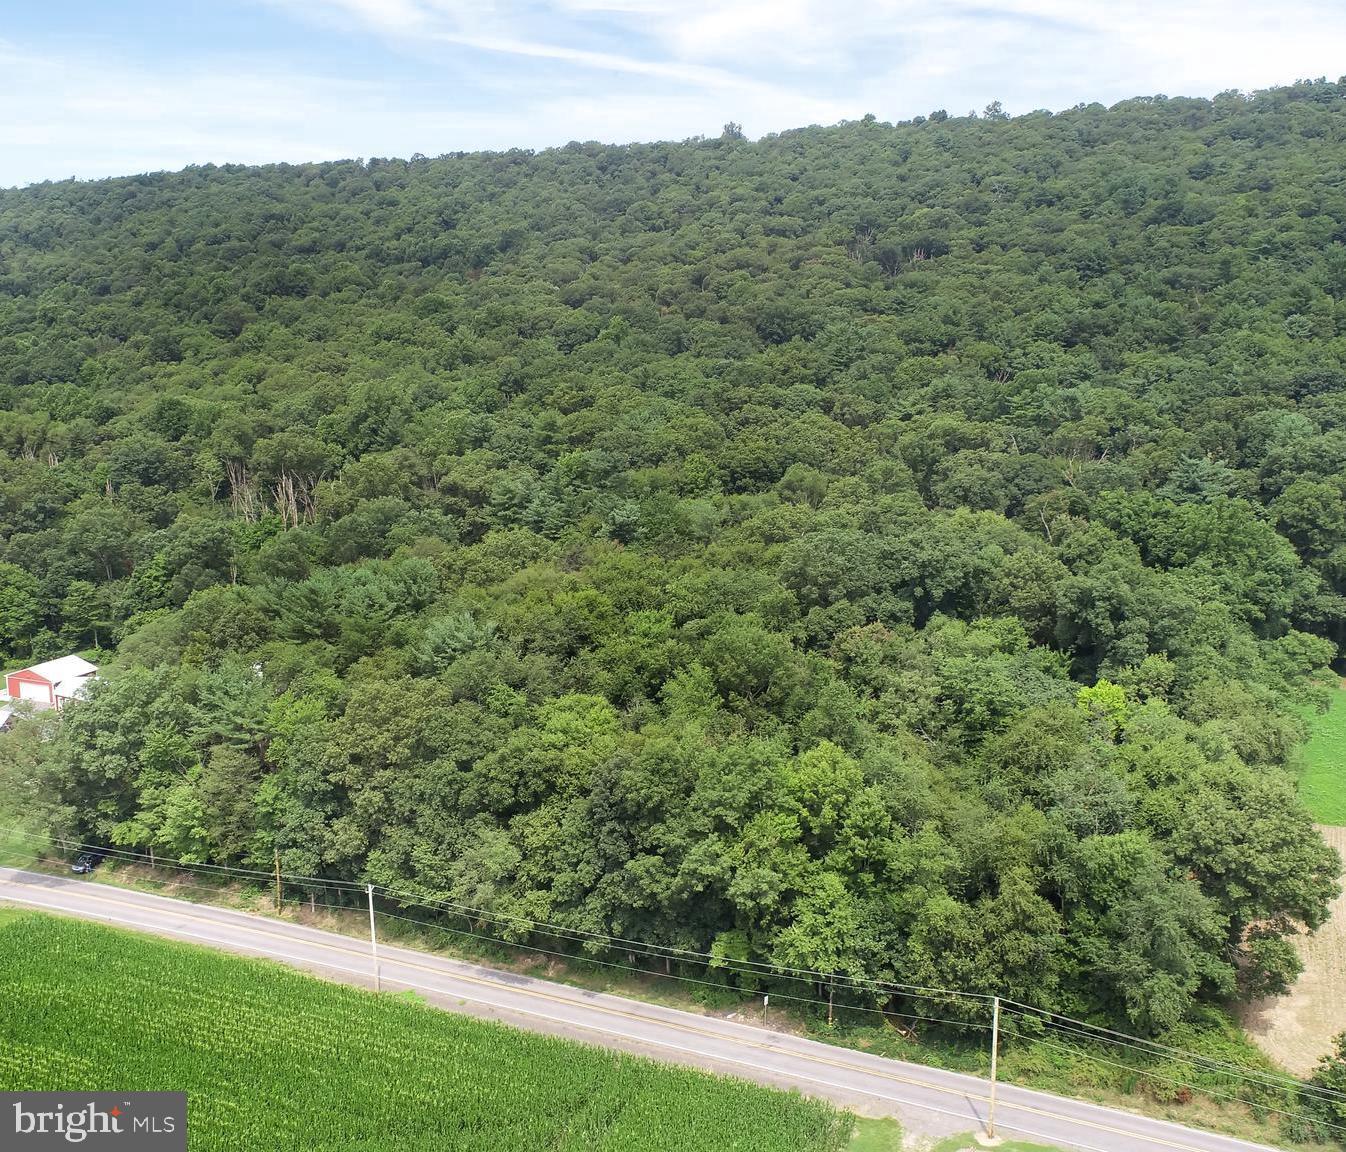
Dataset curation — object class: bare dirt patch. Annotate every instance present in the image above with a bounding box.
[1243,825,1346,1075]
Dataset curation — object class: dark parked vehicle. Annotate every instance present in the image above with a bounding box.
[71,851,105,874]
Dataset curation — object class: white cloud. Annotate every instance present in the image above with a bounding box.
[290,0,1346,97]
[250,0,1346,147]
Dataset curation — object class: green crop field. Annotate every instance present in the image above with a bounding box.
[0,913,852,1152]
[1299,683,1346,825]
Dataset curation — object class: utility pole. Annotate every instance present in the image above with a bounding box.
[367,883,381,992]
[273,848,282,914]
[987,996,1001,1142]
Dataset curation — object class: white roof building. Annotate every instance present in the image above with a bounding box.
[5,655,98,711]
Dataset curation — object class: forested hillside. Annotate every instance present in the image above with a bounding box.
[2,81,1345,1037]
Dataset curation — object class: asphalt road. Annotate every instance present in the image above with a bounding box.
[0,867,1287,1152]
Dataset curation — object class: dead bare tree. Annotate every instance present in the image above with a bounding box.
[273,471,301,528]
[226,460,261,522]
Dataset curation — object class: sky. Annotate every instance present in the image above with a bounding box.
[2,0,1346,187]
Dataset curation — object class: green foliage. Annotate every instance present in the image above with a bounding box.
[1,83,1344,1037]
[0,562,40,653]
[0,914,851,1152]
[1076,679,1128,740]
[416,610,498,672]
[1303,1031,1346,1141]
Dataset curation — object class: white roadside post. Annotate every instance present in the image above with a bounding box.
[366,883,381,992]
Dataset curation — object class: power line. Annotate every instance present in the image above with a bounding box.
[5,827,366,893]
[1028,1035,1346,1136]
[1019,1008,1344,1100]
[371,903,987,1029]
[375,882,990,1006]
[375,871,1346,1110]
[9,822,1339,1116]
[378,886,1346,1112]
[1002,1001,1346,1104]
[372,881,1346,1115]
[1,825,992,1005]
[371,905,991,1034]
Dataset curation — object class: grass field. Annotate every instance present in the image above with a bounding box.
[845,1117,906,1151]
[1298,682,1346,825]
[930,1137,1064,1152]
[0,912,853,1152]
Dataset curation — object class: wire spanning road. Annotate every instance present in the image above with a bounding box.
[0,867,1286,1152]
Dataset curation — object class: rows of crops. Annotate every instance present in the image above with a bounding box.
[0,913,852,1151]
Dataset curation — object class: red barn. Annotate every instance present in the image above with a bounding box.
[4,655,98,710]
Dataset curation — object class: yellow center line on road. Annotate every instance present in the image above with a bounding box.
[0,877,1270,1152]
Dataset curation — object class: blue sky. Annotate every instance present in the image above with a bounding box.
[2,0,1346,187]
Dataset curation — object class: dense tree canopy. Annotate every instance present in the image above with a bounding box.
[3,79,1345,1035]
